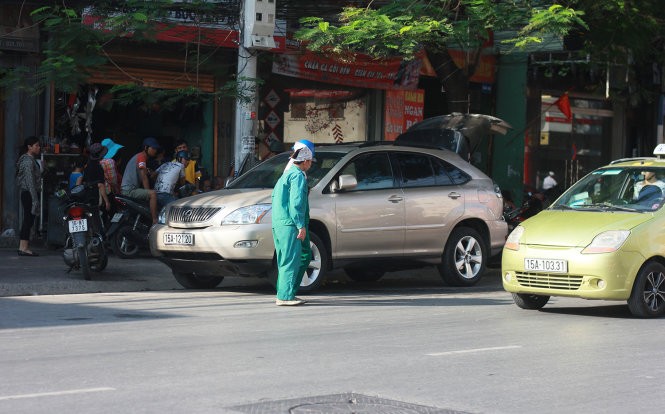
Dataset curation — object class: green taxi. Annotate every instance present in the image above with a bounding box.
[502,145,665,317]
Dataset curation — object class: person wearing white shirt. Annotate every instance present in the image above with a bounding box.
[155,151,190,208]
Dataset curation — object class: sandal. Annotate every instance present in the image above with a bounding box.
[17,250,39,257]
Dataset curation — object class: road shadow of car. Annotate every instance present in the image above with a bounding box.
[537,304,641,319]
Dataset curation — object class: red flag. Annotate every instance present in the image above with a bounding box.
[555,94,572,119]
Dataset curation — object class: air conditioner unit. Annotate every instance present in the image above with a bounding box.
[244,0,276,49]
[250,34,276,50]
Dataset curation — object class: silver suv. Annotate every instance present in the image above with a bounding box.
[149,142,508,291]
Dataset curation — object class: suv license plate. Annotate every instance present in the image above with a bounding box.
[524,258,567,273]
[164,233,194,245]
[68,219,88,233]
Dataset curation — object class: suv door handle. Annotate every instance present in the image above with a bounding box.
[448,192,462,199]
[388,195,404,203]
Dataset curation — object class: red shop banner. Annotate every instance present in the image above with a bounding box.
[82,12,286,51]
[384,89,425,140]
[272,52,423,90]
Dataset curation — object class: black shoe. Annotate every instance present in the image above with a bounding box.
[17,250,39,257]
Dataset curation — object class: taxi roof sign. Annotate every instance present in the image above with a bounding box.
[654,144,665,157]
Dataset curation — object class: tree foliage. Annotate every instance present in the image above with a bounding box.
[0,0,256,108]
[296,1,586,60]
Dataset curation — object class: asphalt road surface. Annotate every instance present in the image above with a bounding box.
[2,263,665,414]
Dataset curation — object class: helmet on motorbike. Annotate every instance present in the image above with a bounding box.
[62,248,75,266]
[175,150,190,161]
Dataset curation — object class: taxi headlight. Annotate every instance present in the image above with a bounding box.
[157,207,167,224]
[582,230,630,254]
[222,204,271,225]
[504,226,524,251]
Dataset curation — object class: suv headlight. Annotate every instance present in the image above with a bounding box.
[582,230,630,254]
[222,204,272,225]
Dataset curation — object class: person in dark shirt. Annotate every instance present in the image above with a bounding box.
[83,143,111,212]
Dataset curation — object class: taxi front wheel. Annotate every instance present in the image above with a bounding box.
[628,262,665,318]
[512,293,550,310]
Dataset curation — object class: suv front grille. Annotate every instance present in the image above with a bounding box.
[516,273,583,290]
[169,207,221,223]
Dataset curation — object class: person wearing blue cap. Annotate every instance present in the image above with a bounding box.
[121,137,161,223]
[271,139,316,306]
[100,138,124,195]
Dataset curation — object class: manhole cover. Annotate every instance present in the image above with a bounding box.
[227,393,468,414]
[291,402,425,413]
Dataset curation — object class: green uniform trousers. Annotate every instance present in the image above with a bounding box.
[273,225,311,300]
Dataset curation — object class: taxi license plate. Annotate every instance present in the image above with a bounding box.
[164,233,194,245]
[524,258,567,273]
[68,219,88,233]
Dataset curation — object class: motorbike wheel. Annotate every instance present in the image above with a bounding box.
[113,226,140,259]
[267,232,329,293]
[78,245,91,281]
[91,247,108,272]
[173,272,224,289]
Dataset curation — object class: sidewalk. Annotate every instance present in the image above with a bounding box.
[0,246,183,297]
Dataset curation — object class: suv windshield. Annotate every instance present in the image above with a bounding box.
[553,166,665,212]
[226,151,347,189]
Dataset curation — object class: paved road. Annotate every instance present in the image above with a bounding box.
[2,277,664,414]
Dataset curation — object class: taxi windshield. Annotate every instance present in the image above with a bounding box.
[552,166,665,212]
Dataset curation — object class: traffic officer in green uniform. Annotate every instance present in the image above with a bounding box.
[271,140,316,306]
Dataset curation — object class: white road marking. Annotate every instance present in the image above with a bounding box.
[427,345,522,356]
[0,387,115,401]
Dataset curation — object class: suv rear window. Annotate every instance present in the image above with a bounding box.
[393,153,470,187]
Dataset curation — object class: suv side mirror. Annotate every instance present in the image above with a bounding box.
[336,174,357,192]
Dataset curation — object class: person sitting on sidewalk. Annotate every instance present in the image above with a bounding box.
[121,137,160,224]
[154,150,190,209]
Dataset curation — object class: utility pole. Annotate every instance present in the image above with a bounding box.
[234,0,276,177]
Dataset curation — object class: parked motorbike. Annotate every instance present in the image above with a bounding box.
[503,190,545,232]
[107,195,152,259]
[61,185,108,280]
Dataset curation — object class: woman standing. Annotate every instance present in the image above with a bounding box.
[16,136,41,256]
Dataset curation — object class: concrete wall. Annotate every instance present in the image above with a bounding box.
[283,97,367,144]
[2,73,43,233]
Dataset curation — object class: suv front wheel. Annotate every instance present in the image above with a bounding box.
[267,232,329,292]
[438,227,486,286]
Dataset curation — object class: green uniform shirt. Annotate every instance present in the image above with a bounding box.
[271,165,309,229]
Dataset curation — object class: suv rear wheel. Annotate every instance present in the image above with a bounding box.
[438,227,486,286]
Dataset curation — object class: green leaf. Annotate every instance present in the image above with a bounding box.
[318,21,329,32]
